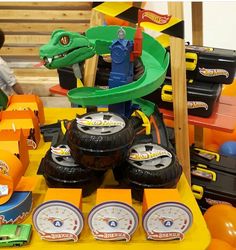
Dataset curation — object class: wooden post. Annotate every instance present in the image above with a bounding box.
[192,2,203,46]
[168,2,191,184]
[192,2,204,148]
[83,9,104,87]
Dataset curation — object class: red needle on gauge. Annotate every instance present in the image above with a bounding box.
[47,217,69,222]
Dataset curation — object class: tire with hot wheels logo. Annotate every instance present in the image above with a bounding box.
[123,142,182,185]
[43,145,105,180]
[42,144,106,196]
[67,111,135,170]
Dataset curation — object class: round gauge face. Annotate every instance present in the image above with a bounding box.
[33,200,84,238]
[88,201,139,237]
[143,202,193,234]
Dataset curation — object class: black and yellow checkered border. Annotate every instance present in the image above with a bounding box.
[92,2,184,39]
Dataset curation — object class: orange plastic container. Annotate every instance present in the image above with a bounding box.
[7,94,45,124]
[0,110,40,149]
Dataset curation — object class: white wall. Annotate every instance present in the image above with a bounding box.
[144,1,236,50]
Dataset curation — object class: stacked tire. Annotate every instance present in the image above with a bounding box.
[42,111,182,201]
[43,112,135,197]
[67,112,135,170]
[43,144,105,197]
[113,142,182,201]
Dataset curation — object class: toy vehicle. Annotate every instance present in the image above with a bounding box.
[0,224,32,247]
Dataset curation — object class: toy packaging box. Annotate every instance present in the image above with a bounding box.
[0,110,40,149]
[185,45,236,84]
[190,146,236,175]
[191,162,236,211]
[166,45,236,84]
[145,78,222,118]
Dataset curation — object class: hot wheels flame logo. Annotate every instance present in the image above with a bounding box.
[76,118,125,127]
[147,231,184,241]
[93,230,131,242]
[141,10,171,25]
[51,146,71,156]
[0,212,30,225]
[199,67,229,78]
[205,198,232,206]
[129,150,172,161]
[0,160,9,175]
[187,101,208,110]
[40,232,78,242]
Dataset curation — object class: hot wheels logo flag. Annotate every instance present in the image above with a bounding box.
[139,10,171,25]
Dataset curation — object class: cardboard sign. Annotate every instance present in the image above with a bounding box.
[0,130,29,170]
[7,94,45,125]
[0,110,40,149]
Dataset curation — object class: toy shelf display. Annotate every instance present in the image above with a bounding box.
[20,107,210,250]
[160,95,236,133]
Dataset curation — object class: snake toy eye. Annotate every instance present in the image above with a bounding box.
[60,36,70,45]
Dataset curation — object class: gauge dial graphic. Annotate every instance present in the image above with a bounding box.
[143,202,193,235]
[88,201,138,238]
[33,200,84,239]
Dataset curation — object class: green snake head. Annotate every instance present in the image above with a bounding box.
[40,30,96,69]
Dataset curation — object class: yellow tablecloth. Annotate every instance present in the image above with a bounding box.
[23,108,211,250]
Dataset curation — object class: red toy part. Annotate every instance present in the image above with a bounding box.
[130,26,143,62]
[204,204,236,247]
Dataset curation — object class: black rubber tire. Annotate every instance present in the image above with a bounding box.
[122,142,182,185]
[127,179,180,202]
[68,139,128,170]
[67,112,135,170]
[44,173,105,197]
[43,146,106,181]
[68,112,135,152]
